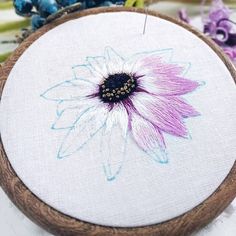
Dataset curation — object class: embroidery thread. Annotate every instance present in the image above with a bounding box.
[41,47,201,181]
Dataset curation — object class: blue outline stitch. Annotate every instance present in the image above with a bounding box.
[57,106,106,159]
[41,46,203,181]
[101,126,128,181]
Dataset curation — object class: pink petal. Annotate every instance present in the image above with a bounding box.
[131,92,189,137]
[130,112,168,163]
[165,96,200,118]
[137,56,199,96]
[138,75,199,96]
[141,56,184,76]
[123,49,173,75]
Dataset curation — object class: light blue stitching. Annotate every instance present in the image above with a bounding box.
[40,46,203,181]
[57,106,106,159]
[102,128,128,181]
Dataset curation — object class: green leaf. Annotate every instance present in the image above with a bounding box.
[125,0,144,8]
[0,1,13,10]
[0,52,12,63]
[0,19,30,33]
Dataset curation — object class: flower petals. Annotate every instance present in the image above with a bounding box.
[41,79,97,101]
[131,92,189,137]
[138,74,199,96]
[57,104,108,158]
[53,98,99,129]
[168,96,200,118]
[130,112,168,163]
[86,56,108,77]
[72,64,103,84]
[94,103,128,181]
[105,103,129,137]
[104,46,124,74]
[123,48,173,74]
[99,121,128,181]
[52,107,87,130]
[56,98,98,115]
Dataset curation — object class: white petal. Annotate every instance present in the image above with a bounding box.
[52,107,87,130]
[72,64,103,84]
[41,79,96,101]
[56,98,99,115]
[104,46,124,74]
[86,56,108,78]
[54,98,99,129]
[99,117,128,181]
[123,48,173,74]
[130,112,168,163]
[57,104,109,158]
[105,103,128,137]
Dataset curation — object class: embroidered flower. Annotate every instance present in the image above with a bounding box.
[41,47,200,180]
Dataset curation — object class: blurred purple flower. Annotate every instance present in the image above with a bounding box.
[223,47,236,62]
[179,0,236,64]
[204,0,232,35]
[178,8,190,24]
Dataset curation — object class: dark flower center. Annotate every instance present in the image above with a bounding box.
[99,73,137,103]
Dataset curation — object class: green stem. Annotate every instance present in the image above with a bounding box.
[0,52,12,63]
[0,19,30,33]
[0,1,13,10]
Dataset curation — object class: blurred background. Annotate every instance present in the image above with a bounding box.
[1,0,236,63]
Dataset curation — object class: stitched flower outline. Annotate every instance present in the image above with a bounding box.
[41,47,201,181]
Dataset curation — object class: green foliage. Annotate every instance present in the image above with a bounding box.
[125,0,144,8]
[0,1,13,10]
[0,52,12,63]
[0,19,30,33]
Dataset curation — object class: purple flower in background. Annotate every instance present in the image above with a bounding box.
[42,47,200,180]
[223,47,236,62]
[178,8,190,24]
[208,0,231,24]
[203,0,232,35]
[179,0,236,64]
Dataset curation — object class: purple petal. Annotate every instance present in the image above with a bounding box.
[123,49,173,75]
[130,112,168,163]
[166,96,200,118]
[138,74,199,96]
[131,92,189,137]
[137,56,199,96]
[223,47,236,62]
[178,8,190,24]
[209,0,231,24]
[141,56,184,76]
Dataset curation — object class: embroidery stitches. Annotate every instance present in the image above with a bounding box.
[41,47,201,181]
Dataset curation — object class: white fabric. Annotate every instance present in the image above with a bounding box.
[0,12,236,227]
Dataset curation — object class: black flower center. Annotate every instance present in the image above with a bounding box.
[99,73,137,103]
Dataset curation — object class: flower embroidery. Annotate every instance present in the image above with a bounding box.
[41,47,200,181]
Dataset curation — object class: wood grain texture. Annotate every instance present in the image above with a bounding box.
[0,7,236,236]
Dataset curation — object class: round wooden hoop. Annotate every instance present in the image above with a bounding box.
[0,7,236,236]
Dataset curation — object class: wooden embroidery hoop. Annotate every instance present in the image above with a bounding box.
[0,7,236,236]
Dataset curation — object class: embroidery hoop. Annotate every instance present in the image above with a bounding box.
[0,7,235,236]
